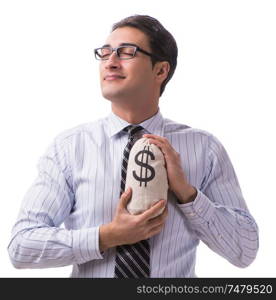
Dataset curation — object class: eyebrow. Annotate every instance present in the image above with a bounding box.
[101,42,140,48]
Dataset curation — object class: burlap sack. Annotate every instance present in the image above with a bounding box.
[125,137,168,217]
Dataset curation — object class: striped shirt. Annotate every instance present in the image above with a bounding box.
[7,109,259,277]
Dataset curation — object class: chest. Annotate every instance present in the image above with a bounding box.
[68,134,206,226]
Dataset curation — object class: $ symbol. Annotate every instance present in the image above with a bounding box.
[133,146,155,187]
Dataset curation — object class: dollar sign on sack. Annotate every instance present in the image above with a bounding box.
[133,145,155,187]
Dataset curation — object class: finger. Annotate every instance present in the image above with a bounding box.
[149,205,168,220]
[118,187,132,210]
[148,206,168,227]
[143,133,163,140]
[143,134,176,159]
[143,133,160,138]
[146,138,172,154]
[141,199,166,221]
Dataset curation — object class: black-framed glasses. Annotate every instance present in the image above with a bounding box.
[94,45,156,61]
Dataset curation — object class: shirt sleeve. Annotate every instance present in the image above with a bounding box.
[178,134,259,268]
[7,135,103,269]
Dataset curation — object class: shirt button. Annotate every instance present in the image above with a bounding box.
[188,212,195,217]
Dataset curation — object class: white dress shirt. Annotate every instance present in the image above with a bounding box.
[8,109,259,277]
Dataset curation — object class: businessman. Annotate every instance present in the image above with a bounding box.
[8,15,259,277]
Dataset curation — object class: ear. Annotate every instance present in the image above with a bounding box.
[155,61,170,84]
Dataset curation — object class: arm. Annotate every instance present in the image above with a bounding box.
[144,133,259,268]
[7,136,103,269]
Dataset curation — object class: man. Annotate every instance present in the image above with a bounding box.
[8,15,259,277]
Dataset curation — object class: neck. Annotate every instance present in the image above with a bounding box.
[111,103,159,124]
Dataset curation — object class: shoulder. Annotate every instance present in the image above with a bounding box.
[163,117,213,140]
[47,117,108,153]
[163,117,226,151]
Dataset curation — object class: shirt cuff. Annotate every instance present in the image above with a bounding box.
[177,189,215,225]
[72,226,104,265]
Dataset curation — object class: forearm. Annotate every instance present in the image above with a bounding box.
[205,208,258,267]
[8,225,103,269]
[179,190,259,267]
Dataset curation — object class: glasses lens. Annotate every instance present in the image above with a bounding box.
[95,47,111,60]
[117,46,136,59]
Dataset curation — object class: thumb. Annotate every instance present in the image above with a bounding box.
[118,187,132,211]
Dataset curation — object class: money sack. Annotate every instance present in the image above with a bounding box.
[125,137,168,217]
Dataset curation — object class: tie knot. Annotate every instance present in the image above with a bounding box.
[124,125,143,137]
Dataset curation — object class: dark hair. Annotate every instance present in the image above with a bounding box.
[112,15,178,96]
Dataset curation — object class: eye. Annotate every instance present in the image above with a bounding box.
[118,47,135,58]
[100,48,112,58]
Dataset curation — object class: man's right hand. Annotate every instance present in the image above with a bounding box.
[99,187,168,252]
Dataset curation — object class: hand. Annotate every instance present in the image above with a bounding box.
[143,134,197,204]
[99,188,168,251]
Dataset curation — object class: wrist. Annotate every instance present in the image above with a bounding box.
[99,222,117,252]
[175,185,197,204]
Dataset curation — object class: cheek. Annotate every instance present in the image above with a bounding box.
[99,63,105,77]
[126,62,153,83]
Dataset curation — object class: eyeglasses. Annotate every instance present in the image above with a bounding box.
[94,45,156,61]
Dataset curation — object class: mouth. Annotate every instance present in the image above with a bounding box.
[104,75,126,81]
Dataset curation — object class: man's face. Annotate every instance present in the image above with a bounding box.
[99,26,156,102]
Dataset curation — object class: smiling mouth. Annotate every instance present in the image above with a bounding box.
[104,75,126,81]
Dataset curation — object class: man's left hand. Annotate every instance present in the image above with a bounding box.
[143,134,197,204]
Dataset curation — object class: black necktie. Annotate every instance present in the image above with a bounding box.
[114,125,150,278]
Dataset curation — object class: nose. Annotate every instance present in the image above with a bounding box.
[104,51,121,70]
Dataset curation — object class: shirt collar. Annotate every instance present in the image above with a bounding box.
[106,108,165,138]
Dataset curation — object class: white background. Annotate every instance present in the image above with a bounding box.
[0,0,275,277]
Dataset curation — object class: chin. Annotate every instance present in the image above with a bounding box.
[101,88,128,102]
[102,93,122,103]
